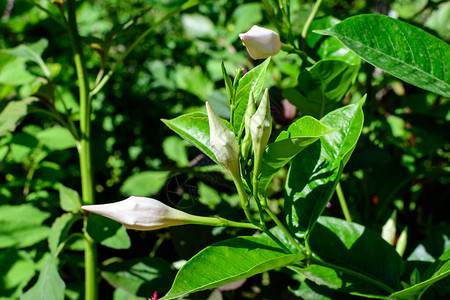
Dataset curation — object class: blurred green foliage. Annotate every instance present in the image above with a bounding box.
[0,0,449,299]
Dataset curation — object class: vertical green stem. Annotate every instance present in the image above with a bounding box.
[336,182,352,222]
[67,1,97,299]
[301,0,323,50]
[232,176,261,228]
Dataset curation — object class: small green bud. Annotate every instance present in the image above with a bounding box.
[206,102,240,178]
[250,88,272,164]
[241,91,256,160]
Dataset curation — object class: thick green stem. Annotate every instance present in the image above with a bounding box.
[262,200,305,255]
[301,0,323,50]
[336,182,352,222]
[232,176,261,228]
[67,1,97,299]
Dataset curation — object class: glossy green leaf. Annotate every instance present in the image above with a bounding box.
[36,126,77,151]
[120,171,170,197]
[58,184,82,213]
[21,257,65,300]
[161,236,303,299]
[283,60,359,119]
[102,257,175,297]
[232,58,270,133]
[48,213,79,254]
[0,248,35,298]
[389,249,450,300]
[316,14,450,97]
[309,217,403,292]
[285,97,365,238]
[162,113,217,164]
[0,204,50,248]
[258,116,338,194]
[87,214,131,250]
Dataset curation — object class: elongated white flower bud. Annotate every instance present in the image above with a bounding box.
[241,92,256,160]
[250,88,272,162]
[239,25,281,60]
[206,102,240,178]
[82,197,198,231]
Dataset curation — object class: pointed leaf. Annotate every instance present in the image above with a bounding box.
[161,236,303,299]
[58,184,82,213]
[21,257,65,300]
[285,97,365,237]
[283,60,359,119]
[232,58,270,133]
[0,98,37,136]
[389,249,450,300]
[316,14,450,97]
[162,113,217,164]
[259,116,338,194]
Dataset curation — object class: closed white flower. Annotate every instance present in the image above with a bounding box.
[239,25,281,59]
[206,102,240,178]
[82,197,198,230]
[250,88,272,160]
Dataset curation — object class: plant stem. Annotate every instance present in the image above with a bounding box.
[301,0,323,49]
[232,176,261,228]
[67,1,97,299]
[261,199,305,255]
[311,257,396,293]
[336,182,352,222]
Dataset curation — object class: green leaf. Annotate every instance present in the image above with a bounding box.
[0,204,50,248]
[161,236,303,300]
[21,256,65,300]
[309,217,404,292]
[283,60,359,119]
[388,250,450,300]
[58,184,82,213]
[232,58,270,133]
[102,257,175,297]
[162,136,189,166]
[87,214,131,250]
[198,182,222,209]
[258,116,338,194]
[221,61,233,105]
[285,97,365,238]
[36,126,77,151]
[173,65,214,101]
[0,55,35,85]
[120,171,170,197]
[0,248,35,298]
[48,213,79,254]
[316,14,450,97]
[1,38,50,78]
[306,16,361,65]
[0,98,37,136]
[162,113,218,164]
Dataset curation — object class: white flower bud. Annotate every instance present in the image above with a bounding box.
[239,25,281,60]
[250,88,272,161]
[206,102,240,178]
[82,197,198,231]
[241,92,256,160]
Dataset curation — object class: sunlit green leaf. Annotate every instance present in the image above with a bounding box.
[120,171,170,197]
[87,214,131,250]
[316,14,450,97]
[161,236,303,300]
